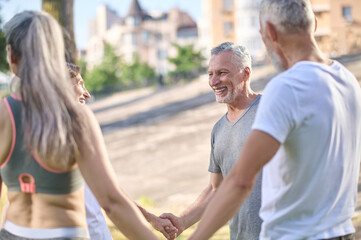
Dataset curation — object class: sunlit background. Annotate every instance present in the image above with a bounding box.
[0,0,361,239]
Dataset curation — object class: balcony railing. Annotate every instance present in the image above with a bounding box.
[315,28,331,36]
[312,4,330,12]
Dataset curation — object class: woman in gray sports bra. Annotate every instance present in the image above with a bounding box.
[0,11,158,240]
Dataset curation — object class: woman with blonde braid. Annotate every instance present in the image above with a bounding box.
[0,11,158,240]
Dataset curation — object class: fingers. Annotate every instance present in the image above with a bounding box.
[165,226,177,234]
[162,218,178,234]
[160,228,171,240]
[160,213,178,225]
[151,215,178,239]
[160,212,175,219]
[160,213,179,229]
[161,225,177,240]
[160,213,184,237]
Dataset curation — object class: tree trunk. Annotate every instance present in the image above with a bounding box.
[42,0,77,63]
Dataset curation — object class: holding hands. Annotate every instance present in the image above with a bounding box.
[148,212,188,240]
[160,213,185,237]
[147,213,178,240]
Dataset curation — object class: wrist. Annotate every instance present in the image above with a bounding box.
[177,215,187,231]
[146,212,157,223]
[138,205,155,223]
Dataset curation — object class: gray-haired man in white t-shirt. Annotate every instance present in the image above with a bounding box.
[189,0,361,240]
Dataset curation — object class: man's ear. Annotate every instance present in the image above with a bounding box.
[265,21,278,43]
[314,16,318,32]
[243,66,251,81]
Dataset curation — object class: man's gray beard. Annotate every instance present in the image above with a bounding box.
[215,87,239,104]
[216,95,230,103]
[268,50,285,72]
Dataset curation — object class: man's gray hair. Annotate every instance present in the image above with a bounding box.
[211,42,252,70]
[260,0,314,34]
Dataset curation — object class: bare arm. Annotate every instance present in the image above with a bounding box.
[161,173,223,236]
[0,99,12,167]
[189,130,280,240]
[0,180,7,229]
[77,106,158,240]
[0,100,11,227]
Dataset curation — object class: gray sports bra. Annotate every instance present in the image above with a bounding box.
[1,94,83,194]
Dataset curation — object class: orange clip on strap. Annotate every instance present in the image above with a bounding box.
[19,174,36,193]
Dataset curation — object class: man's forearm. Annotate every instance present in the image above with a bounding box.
[188,175,254,240]
[189,130,279,239]
[179,185,216,229]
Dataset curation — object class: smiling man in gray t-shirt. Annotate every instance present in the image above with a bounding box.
[209,95,262,240]
[160,42,262,240]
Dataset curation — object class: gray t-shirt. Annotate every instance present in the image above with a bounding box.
[208,95,262,240]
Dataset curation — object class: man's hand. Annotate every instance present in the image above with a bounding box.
[160,213,185,237]
[149,214,178,240]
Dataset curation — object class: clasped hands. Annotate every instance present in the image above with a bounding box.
[149,213,185,240]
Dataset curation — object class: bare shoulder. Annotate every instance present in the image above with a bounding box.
[0,98,13,164]
[80,105,101,129]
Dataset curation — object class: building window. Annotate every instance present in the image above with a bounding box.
[251,0,260,9]
[224,22,233,37]
[134,16,141,26]
[157,50,167,60]
[142,31,150,43]
[126,16,141,26]
[315,36,323,42]
[223,0,233,11]
[122,33,137,45]
[155,33,162,41]
[131,33,137,45]
[125,17,134,26]
[342,6,352,22]
[122,33,131,45]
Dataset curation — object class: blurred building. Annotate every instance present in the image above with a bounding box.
[311,0,361,57]
[199,0,265,63]
[86,0,198,75]
[200,0,361,62]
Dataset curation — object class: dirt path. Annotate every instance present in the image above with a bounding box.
[89,55,361,235]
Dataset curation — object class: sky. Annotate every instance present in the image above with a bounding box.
[0,0,202,50]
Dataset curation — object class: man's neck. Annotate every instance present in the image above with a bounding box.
[226,93,259,122]
[282,34,332,69]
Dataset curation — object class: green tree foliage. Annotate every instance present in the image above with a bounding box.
[77,57,87,79]
[0,30,6,71]
[85,43,121,93]
[120,54,155,88]
[42,0,77,63]
[0,1,8,71]
[84,43,156,95]
[168,43,205,82]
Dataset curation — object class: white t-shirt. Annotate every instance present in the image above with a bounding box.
[252,61,361,240]
[84,184,113,240]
